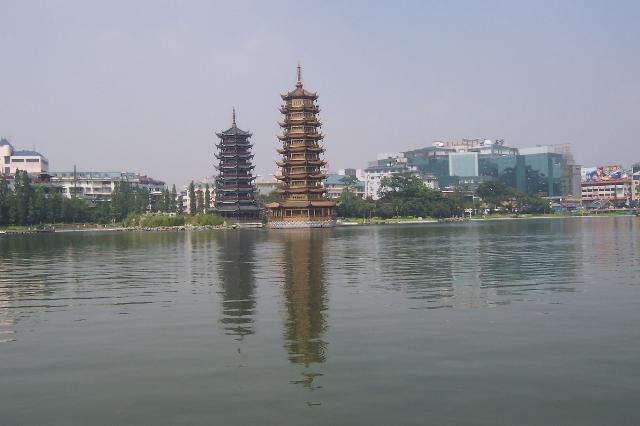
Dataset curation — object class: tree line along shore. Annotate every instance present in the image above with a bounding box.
[1,171,636,233]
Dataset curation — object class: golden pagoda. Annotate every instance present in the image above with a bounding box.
[265,65,336,228]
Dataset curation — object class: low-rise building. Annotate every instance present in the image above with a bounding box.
[422,174,439,189]
[581,165,635,208]
[324,174,365,199]
[337,168,365,181]
[1,138,49,175]
[255,174,280,195]
[581,179,633,208]
[49,171,165,201]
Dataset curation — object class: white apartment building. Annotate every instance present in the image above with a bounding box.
[49,171,165,201]
[180,178,216,214]
[1,138,49,175]
[364,153,418,200]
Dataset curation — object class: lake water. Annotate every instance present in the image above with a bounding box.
[1,217,639,425]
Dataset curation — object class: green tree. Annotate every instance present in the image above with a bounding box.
[133,188,149,213]
[476,180,514,209]
[49,192,64,223]
[339,175,359,193]
[0,176,10,225]
[161,188,172,213]
[12,171,33,225]
[204,184,211,212]
[255,185,282,208]
[177,192,184,214]
[378,174,426,200]
[337,191,373,218]
[29,186,47,224]
[111,181,132,221]
[188,181,196,214]
[376,173,465,219]
[170,185,178,213]
[196,190,204,214]
[518,193,549,214]
[91,201,112,224]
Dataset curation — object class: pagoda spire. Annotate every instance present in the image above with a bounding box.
[232,107,237,127]
[296,62,302,87]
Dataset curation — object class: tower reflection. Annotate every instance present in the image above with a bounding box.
[275,229,329,391]
[216,231,257,340]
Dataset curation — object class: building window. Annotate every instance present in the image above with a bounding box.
[26,159,39,163]
[12,158,24,162]
[3,156,9,164]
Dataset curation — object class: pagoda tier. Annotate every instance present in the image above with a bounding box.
[217,174,255,180]
[216,181,256,192]
[213,109,260,220]
[215,152,254,159]
[276,160,325,167]
[275,187,326,194]
[215,164,255,170]
[266,65,336,228]
[215,142,253,149]
[277,133,323,141]
[278,119,322,128]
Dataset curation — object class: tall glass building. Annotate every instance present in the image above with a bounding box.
[401,141,580,197]
[479,153,576,196]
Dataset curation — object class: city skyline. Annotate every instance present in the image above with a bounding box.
[1,1,639,186]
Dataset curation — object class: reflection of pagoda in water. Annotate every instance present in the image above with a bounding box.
[265,65,336,228]
[279,230,329,366]
[216,231,257,339]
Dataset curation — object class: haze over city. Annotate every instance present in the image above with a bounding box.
[1,0,639,186]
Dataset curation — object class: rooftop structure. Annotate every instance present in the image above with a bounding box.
[265,65,336,228]
[213,109,260,220]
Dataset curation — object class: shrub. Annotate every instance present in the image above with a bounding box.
[123,213,185,228]
[186,213,227,226]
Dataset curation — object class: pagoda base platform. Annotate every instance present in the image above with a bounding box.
[267,218,336,229]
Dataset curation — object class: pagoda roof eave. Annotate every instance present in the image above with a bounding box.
[279,188,326,193]
[266,200,336,209]
[277,147,324,154]
[280,88,318,100]
[275,173,327,180]
[215,143,253,148]
[278,134,323,141]
[215,124,252,137]
[279,106,320,113]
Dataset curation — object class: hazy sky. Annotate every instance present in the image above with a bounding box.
[1,0,639,186]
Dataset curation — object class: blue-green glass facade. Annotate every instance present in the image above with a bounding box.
[403,146,577,196]
[479,153,574,196]
[449,153,478,177]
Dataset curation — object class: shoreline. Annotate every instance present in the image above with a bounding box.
[2,213,637,235]
[338,213,638,226]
